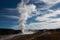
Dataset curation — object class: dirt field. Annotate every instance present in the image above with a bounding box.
[5,31,60,40]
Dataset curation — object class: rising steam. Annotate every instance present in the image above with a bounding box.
[17,0,37,33]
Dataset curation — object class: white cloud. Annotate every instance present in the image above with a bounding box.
[36,9,60,21]
[4,15,19,19]
[26,22,60,30]
[4,8,17,11]
[26,9,60,30]
[41,0,60,4]
[11,25,21,30]
[44,10,60,17]
[40,0,60,10]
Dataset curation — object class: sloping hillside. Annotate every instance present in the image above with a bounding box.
[0,29,60,40]
[7,31,60,40]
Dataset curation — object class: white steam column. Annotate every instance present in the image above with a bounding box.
[17,0,36,34]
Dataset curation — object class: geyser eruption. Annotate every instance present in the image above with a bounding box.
[17,0,36,34]
[17,0,59,34]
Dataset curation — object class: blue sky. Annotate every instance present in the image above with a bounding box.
[0,0,60,30]
[0,0,20,29]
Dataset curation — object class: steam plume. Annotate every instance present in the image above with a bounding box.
[17,0,37,33]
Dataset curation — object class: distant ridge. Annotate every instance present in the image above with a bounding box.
[27,28,60,32]
[0,28,60,35]
[0,28,21,35]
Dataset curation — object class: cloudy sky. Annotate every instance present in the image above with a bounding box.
[0,0,60,30]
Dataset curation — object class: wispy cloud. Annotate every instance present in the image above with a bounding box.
[11,25,21,30]
[26,22,60,30]
[26,9,60,30]
[40,0,60,10]
[41,0,60,4]
[1,15,19,19]
[4,8,17,10]
[0,8,19,19]
[36,9,60,21]
[5,15,19,19]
